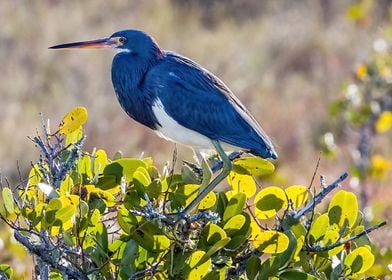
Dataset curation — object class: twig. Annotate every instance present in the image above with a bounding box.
[303,221,387,252]
[14,231,87,279]
[293,172,349,220]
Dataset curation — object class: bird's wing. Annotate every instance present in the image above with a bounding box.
[145,52,277,159]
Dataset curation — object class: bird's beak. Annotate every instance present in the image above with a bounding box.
[49,37,117,49]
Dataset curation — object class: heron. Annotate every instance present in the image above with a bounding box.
[49,29,277,216]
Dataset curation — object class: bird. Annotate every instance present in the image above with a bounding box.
[49,29,277,215]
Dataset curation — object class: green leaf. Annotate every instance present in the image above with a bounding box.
[131,222,170,252]
[120,240,139,276]
[55,204,75,220]
[0,264,13,278]
[227,171,256,198]
[254,186,287,219]
[49,271,63,280]
[186,251,211,279]
[93,149,108,174]
[232,157,275,176]
[344,246,375,275]
[222,192,246,222]
[309,214,329,243]
[27,165,43,187]
[225,235,247,251]
[77,154,93,180]
[223,214,247,237]
[202,224,227,245]
[104,158,146,184]
[1,187,14,215]
[203,238,231,260]
[328,190,358,229]
[133,166,151,187]
[117,206,138,233]
[246,256,261,279]
[252,230,289,254]
[279,270,318,280]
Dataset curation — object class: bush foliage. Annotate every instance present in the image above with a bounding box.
[0,107,386,279]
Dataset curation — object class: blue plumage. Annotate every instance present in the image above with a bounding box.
[50,29,277,160]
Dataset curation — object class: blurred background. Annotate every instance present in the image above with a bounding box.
[0,0,391,277]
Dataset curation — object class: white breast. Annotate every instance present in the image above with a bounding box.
[152,99,213,149]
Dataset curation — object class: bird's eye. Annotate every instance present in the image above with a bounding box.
[118,37,126,44]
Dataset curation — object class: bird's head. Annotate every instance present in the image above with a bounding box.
[49,29,162,57]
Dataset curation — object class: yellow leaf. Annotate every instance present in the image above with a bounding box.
[186,251,211,279]
[252,230,289,254]
[198,191,216,210]
[228,171,256,198]
[344,246,375,275]
[328,190,358,229]
[375,111,392,133]
[254,186,287,219]
[58,106,88,135]
[285,185,308,209]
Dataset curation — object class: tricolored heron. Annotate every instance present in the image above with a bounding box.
[50,29,277,215]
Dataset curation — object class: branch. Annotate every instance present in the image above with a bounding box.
[14,231,87,280]
[293,172,349,220]
[303,221,387,252]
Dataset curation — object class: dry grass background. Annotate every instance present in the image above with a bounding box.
[0,1,389,191]
[0,0,391,277]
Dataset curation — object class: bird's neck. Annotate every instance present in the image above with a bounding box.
[112,52,160,88]
[111,52,161,129]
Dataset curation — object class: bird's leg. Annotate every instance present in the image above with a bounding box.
[200,154,212,189]
[181,140,232,215]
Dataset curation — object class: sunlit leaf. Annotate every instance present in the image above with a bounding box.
[309,214,329,243]
[117,205,138,233]
[27,164,43,187]
[223,214,247,237]
[65,126,83,146]
[254,186,287,219]
[104,158,146,183]
[2,187,14,214]
[0,264,13,278]
[133,166,151,187]
[204,238,231,259]
[93,149,108,174]
[58,106,88,135]
[232,157,275,176]
[186,251,211,279]
[202,224,227,245]
[252,230,289,254]
[131,222,170,252]
[328,190,358,229]
[228,171,256,198]
[77,154,93,179]
[59,176,74,196]
[198,191,216,210]
[285,185,308,209]
[344,246,375,275]
[222,192,246,222]
[323,229,344,257]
